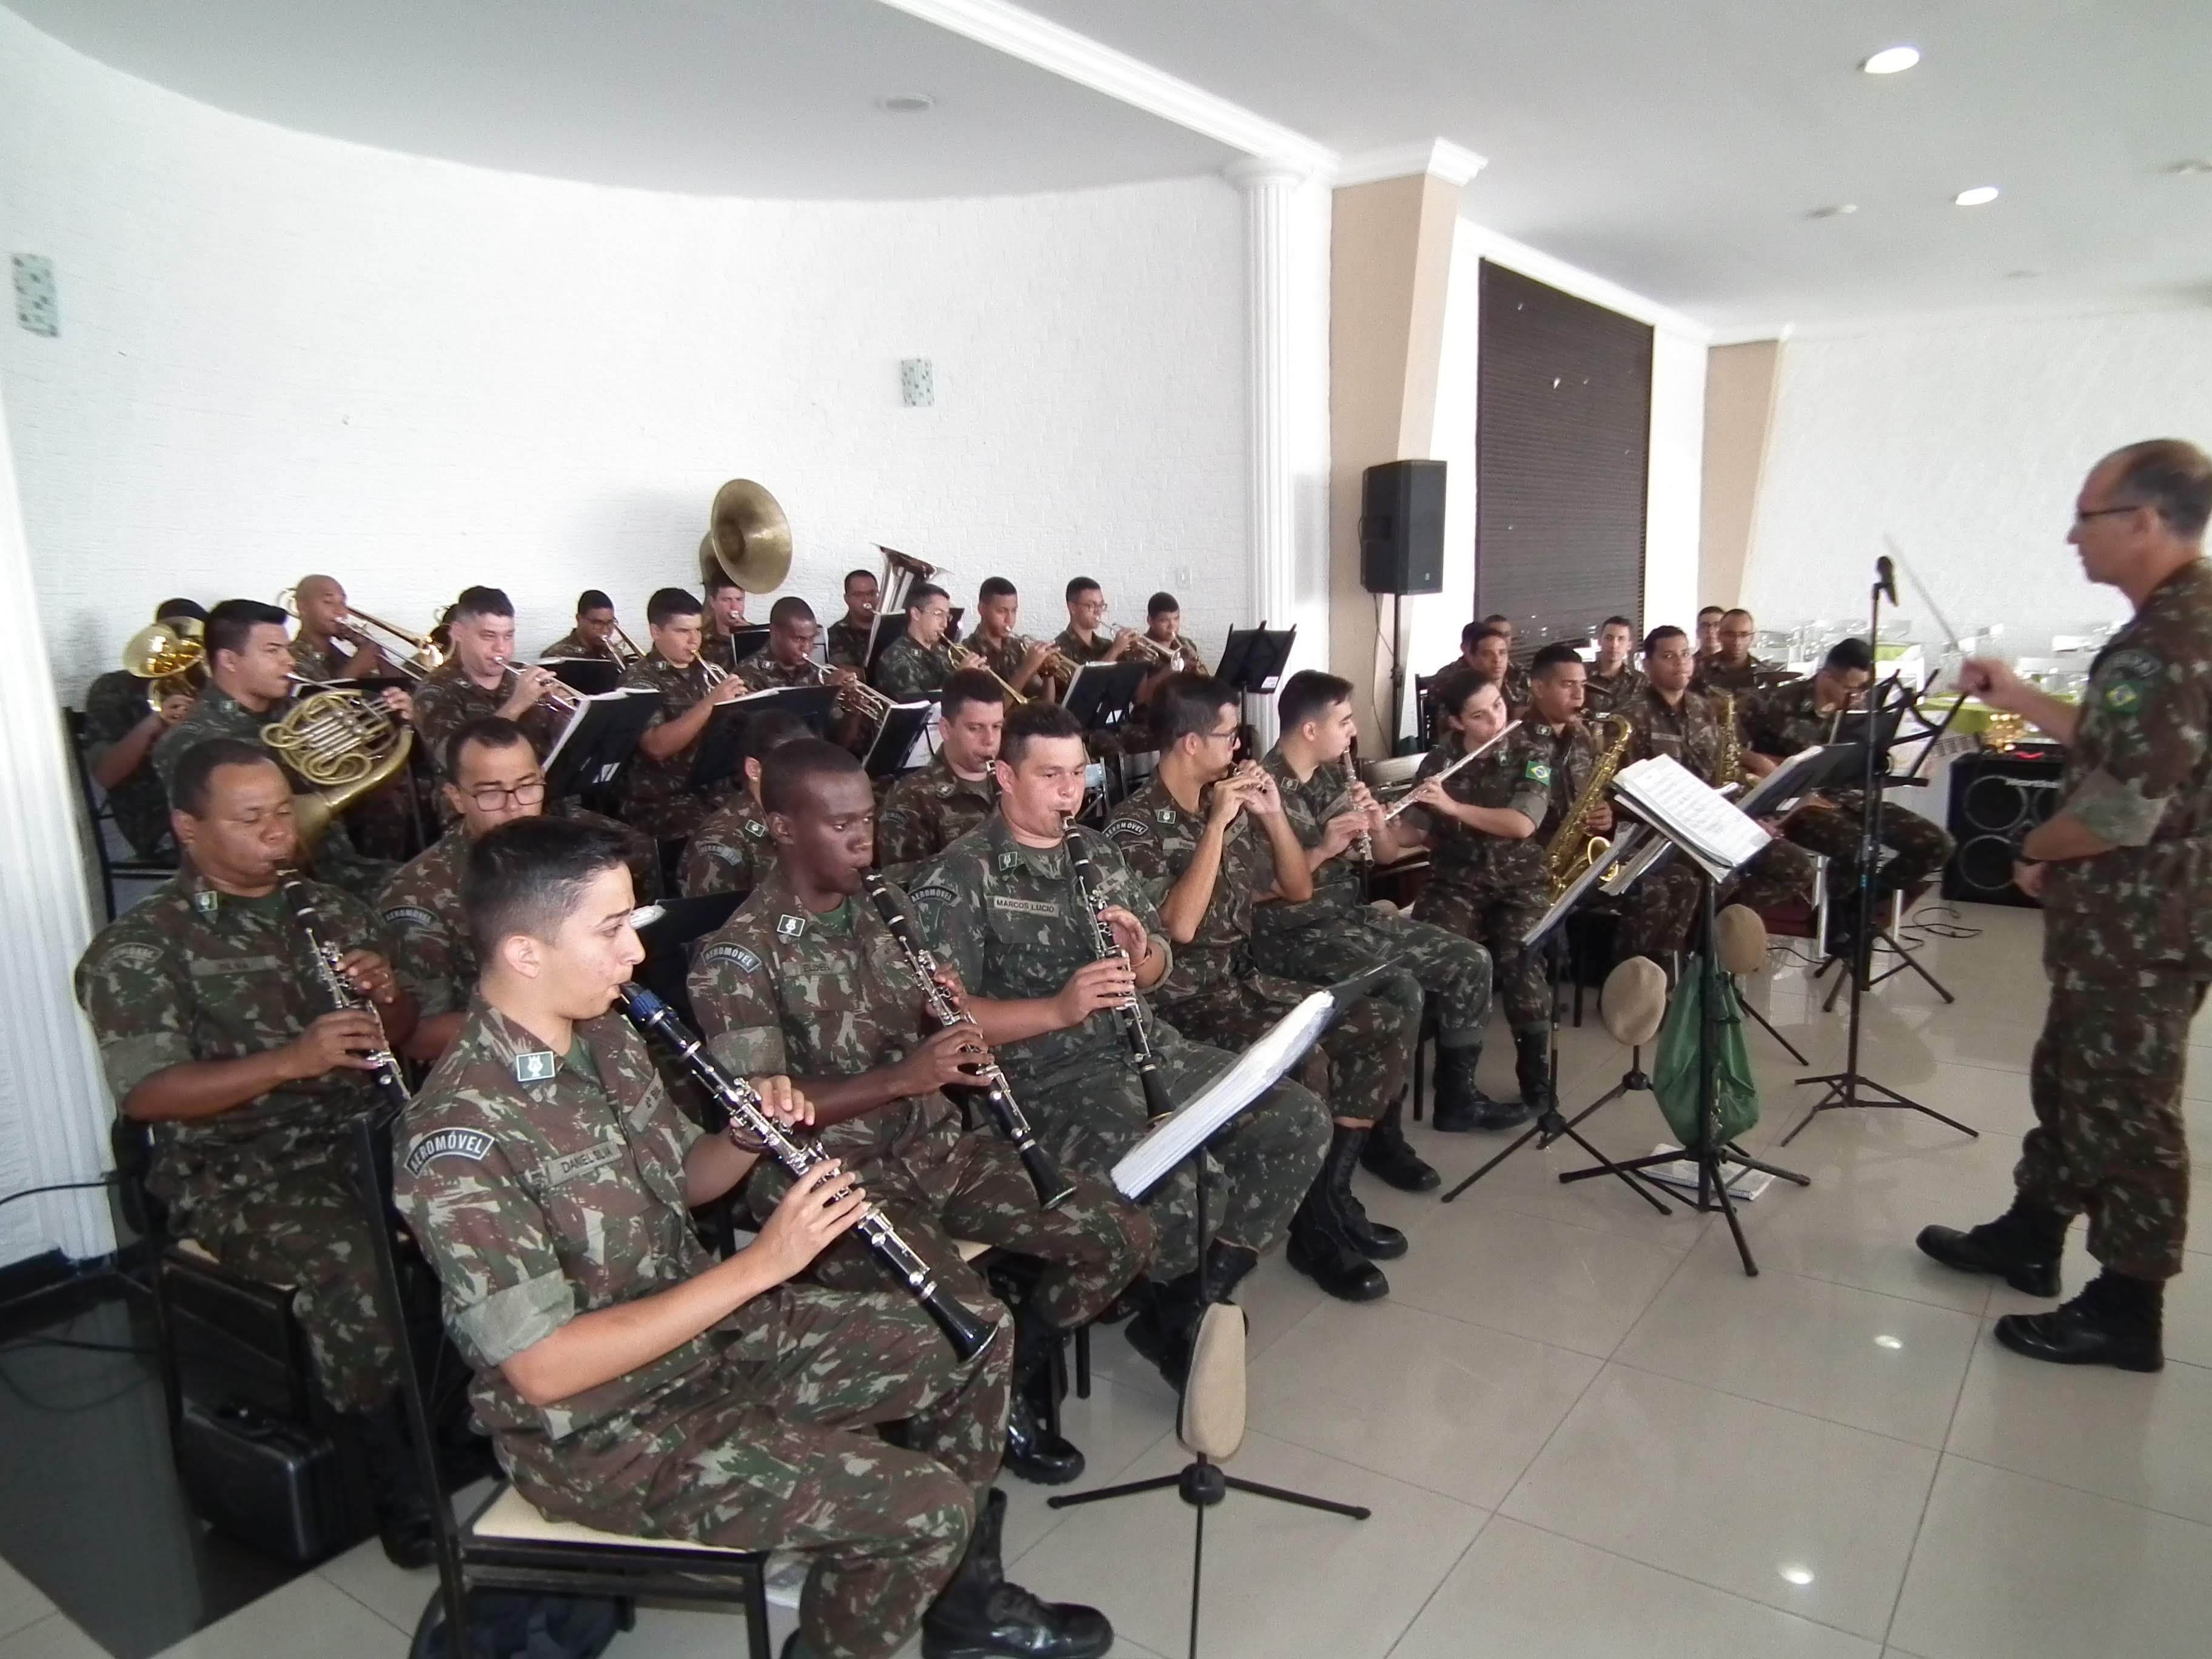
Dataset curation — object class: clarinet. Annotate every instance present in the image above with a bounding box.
[1061,819,1178,1124]
[614,984,998,1362]
[281,876,412,1114]
[861,875,1077,1210]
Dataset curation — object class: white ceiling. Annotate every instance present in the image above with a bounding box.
[1025,0,2212,327]
[2,0,1235,198]
[11,0,2210,326]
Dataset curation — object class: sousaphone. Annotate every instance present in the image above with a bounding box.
[699,478,793,594]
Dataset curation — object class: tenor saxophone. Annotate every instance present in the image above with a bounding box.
[1543,714,1635,903]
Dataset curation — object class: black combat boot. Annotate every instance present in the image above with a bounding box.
[1994,1270,2165,1372]
[1002,1304,1084,1487]
[1512,1028,1557,1116]
[1360,1094,1439,1191]
[1322,1125,1407,1260]
[1287,1163,1389,1302]
[1431,1043,1530,1133]
[354,1399,438,1570]
[920,1489,1114,1659]
[1916,1201,2068,1297]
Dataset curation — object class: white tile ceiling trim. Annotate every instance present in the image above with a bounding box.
[1333,139,1488,189]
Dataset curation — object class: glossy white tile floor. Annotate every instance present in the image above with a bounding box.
[22,903,2202,1659]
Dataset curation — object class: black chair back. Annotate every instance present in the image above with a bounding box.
[635,892,745,1028]
[64,707,179,920]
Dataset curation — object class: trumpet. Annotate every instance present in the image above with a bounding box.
[1379,720,1524,822]
[801,658,897,723]
[1102,618,1173,668]
[947,643,1029,706]
[497,660,585,716]
[862,874,1075,1210]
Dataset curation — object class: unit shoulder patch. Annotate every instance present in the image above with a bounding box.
[404,1128,494,1175]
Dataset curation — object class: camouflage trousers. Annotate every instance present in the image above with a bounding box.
[1784,797,1953,901]
[170,1167,401,1414]
[752,1122,1154,1334]
[1255,904,1494,1047]
[1021,1034,1329,1278]
[1164,966,1416,1127]
[1614,840,1818,964]
[511,1284,1007,1659]
[1412,871,1550,1033]
[2015,977,2202,1281]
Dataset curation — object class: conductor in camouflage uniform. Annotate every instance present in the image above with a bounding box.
[82,597,205,862]
[677,709,813,899]
[1393,668,1557,1125]
[874,583,960,704]
[1253,670,1493,1175]
[395,817,1110,1659]
[1612,625,1817,962]
[74,737,435,1567]
[1741,636,1954,945]
[619,586,748,842]
[154,598,397,900]
[1105,674,1416,1305]
[910,702,1329,1388]
[1920,439,2212,1373]
[876,670,1005,876]
[688,741,1150,1486]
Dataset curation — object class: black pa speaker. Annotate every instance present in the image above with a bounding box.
[1941,748,2064,907]
[1359,460,1445,595]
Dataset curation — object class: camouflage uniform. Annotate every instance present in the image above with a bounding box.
[412,661,566,783]
[1581,664,1648,719]
[874,636,956,704]
[1103,777,1415,1124]
[876,754,997,875]
[538,629,618,663]
[1121,636,1211,752]
[956,632,1030,693]
[1690,654,1775,698]
[152,683,395,902]
[679,793,776,899]
[2011,560,2212,1281]
[688,865,1150,1330]
[736,651,822,693]
[1398,725,1558,1032]
[825,618,874,673]
[380,807,659,1019]
[618,651,731,840]
[701,623,754,680]
[81,668,178,861]
[73,871,411,1412]
[1611,684,1818,959]
[910,816,1328,1277]
[1741,676,1954,902]
[397,1000,1006,1659]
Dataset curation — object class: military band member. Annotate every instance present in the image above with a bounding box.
[1142,592,1210,679]
[396,817,1110,1659]
[1104,675,1416,1305]
[1613,626,1818,961]
[735,596,826,691]
[75,737,432,1566]
[1581,615,1647,717]
[688,742,1151,1487]
[678,709,813,899]
[874,583,958,703]
[1254,671,1495,1181]
[1691,606,1777,697]
[1920,439,2212,1373]
[1428,622,1527,722]
[538,589,623,663]
[1053,577,1147,671]
[909,703,1329,1387]
[964,578,1059,699]
[618,586,748,842]
[287,574,387,682]
[84,597,205,862]
[155,599,397,899]
[825,568,880,672]
[700,569,751,675]
[1391,670,1552,1125]
[1693,605,1725,672]
[877,670,1004,876]
[412,586,567,786]
[1740,636,1954,949]
[380,717,658,1065]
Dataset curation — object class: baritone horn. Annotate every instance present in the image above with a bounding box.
[122,619,207,714]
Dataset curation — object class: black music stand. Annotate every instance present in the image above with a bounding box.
[1062,662,1147,749]
[689,686,842,794]
[1048,976,1378,1659]
[1216,624,1298,734]
[540,658,622,699]
[703,625,771,676]
[542,689,659,804]
[862,699,937,780]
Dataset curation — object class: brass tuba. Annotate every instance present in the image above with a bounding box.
[262,688,414,851]
[700,479,793,595]
[1544,713,1635,902]
[122,619,207,714]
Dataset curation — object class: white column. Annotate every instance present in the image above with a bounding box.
[1227,158,1331,746]
[0,383,116,1265]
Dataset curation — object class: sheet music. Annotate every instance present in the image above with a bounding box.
[1611,756,1771,879]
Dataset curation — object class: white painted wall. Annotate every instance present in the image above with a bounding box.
[1743,307,2212,651]
[0,8,1250,702]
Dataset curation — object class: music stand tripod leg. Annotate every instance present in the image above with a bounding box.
[1738,990,1808,1064]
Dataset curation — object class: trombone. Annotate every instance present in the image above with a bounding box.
[277,588,447,682]
[609,617,646,668]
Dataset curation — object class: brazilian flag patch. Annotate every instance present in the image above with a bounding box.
[2102,679,2143,716]
[1525,760,1553,785]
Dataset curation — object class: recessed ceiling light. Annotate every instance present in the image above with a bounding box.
[1954,186,2000,207]
[875,92,936,114]
[1860,45,1921,75]
[1806,204,1859,219]
[1780,1566,1817,1587]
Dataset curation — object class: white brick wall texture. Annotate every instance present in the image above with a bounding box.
[1744,307,2212,652]
[0,10,1250,699]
